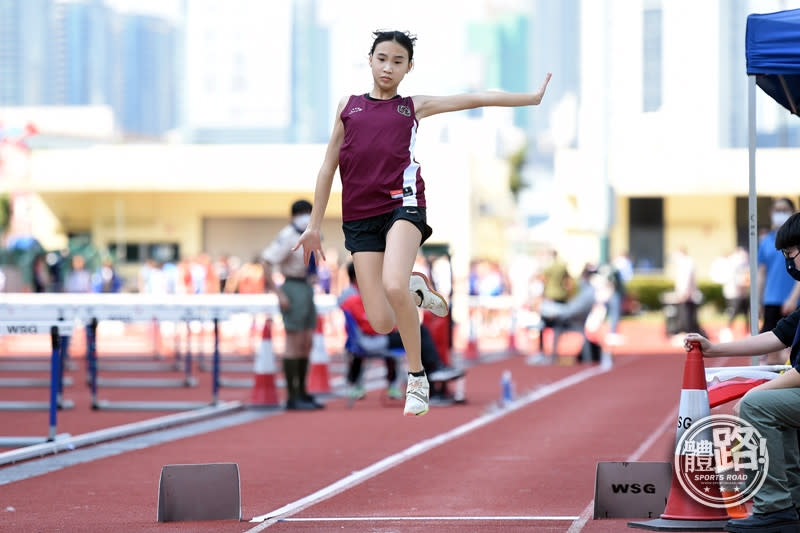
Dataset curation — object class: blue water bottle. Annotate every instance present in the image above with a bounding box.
[500,370,513,406]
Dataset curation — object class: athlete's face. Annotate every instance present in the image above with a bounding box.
[369,40,412,93]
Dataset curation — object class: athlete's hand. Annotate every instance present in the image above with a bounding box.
[292,228,325,265]
[683,333,713,354]
[531,73,552,105]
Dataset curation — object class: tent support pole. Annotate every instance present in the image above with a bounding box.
[748,74,760,366]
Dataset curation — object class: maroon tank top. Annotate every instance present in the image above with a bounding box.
[338,94,426,222]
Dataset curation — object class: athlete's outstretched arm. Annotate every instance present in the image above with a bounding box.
[293,96,348,264]
[413,72,551,119]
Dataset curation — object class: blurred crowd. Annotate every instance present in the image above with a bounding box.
[134,251,348,297]
[0,233,779,351]
[466,250,634,347]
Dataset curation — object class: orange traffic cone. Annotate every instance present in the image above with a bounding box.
[507,308,519,356]
[249,319,280,408]
[629,342,739,530]
[306,316,331,395]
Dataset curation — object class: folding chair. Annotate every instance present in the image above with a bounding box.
[341,310,406,406]
[342,310,405,359]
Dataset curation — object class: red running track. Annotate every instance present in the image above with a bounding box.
[0,340,748,533]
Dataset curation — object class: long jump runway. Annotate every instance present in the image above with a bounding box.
[1,349,696,533]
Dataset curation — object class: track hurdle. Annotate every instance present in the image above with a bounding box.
[0,320,75,411]
[0,321,75,448]
[80,303,189,384]
[86,322,198,390]
[198,315,266,389]
[197,317,257,375]
[0,292,339,411]
[86,306,215,411]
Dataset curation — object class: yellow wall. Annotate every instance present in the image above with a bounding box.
[38,190,344,258]
[469,155,514,261]
[609,196,629,259]
[17,146,755,288]
[664,195,737,279]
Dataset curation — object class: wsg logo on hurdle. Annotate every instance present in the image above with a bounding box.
[1,321,74,336]
[4,324,41,334]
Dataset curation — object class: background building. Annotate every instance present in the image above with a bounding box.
[0,0,177,139]
[552,0,800,280]
[2,0,800,300]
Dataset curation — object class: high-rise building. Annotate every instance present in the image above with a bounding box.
[181,0,331,144]
[0,0,55,106]
[113,13,177,137]
[183,0,293,143]
[529,0,581,153]
[49,0,111,105]
[466,14,532,129]
[291,0,330,143]
[549,0,800,272]
[0,0,178,139]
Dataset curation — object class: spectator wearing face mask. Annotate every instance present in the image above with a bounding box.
[758,197,800,365]
[261,199,322,411]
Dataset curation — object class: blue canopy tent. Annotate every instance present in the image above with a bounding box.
[746,9,800,116]
[744,8,800,337]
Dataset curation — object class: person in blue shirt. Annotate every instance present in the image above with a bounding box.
[758,197,800,364]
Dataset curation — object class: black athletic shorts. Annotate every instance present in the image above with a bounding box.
[342,206,433,253]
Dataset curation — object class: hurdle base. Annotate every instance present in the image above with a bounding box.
[0,433,71,448]
[94,376,198,388]
[219,377,254,388]
[0,399,75,411]
[96,361,180,372]
[0,377,74,387]
[0,360,78,371]
[92,399,216,411]
[628,518,728,531]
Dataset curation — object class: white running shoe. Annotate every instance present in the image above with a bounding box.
[409,272,449,317]
[403,373,430,416]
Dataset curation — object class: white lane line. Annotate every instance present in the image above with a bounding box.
[281,516,579,522]
[627,406,679,463]
[245,364,611,531]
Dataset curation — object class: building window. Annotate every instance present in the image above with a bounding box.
[642,6,662,112]
[108,242,179,264]
[629,197,664,271]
